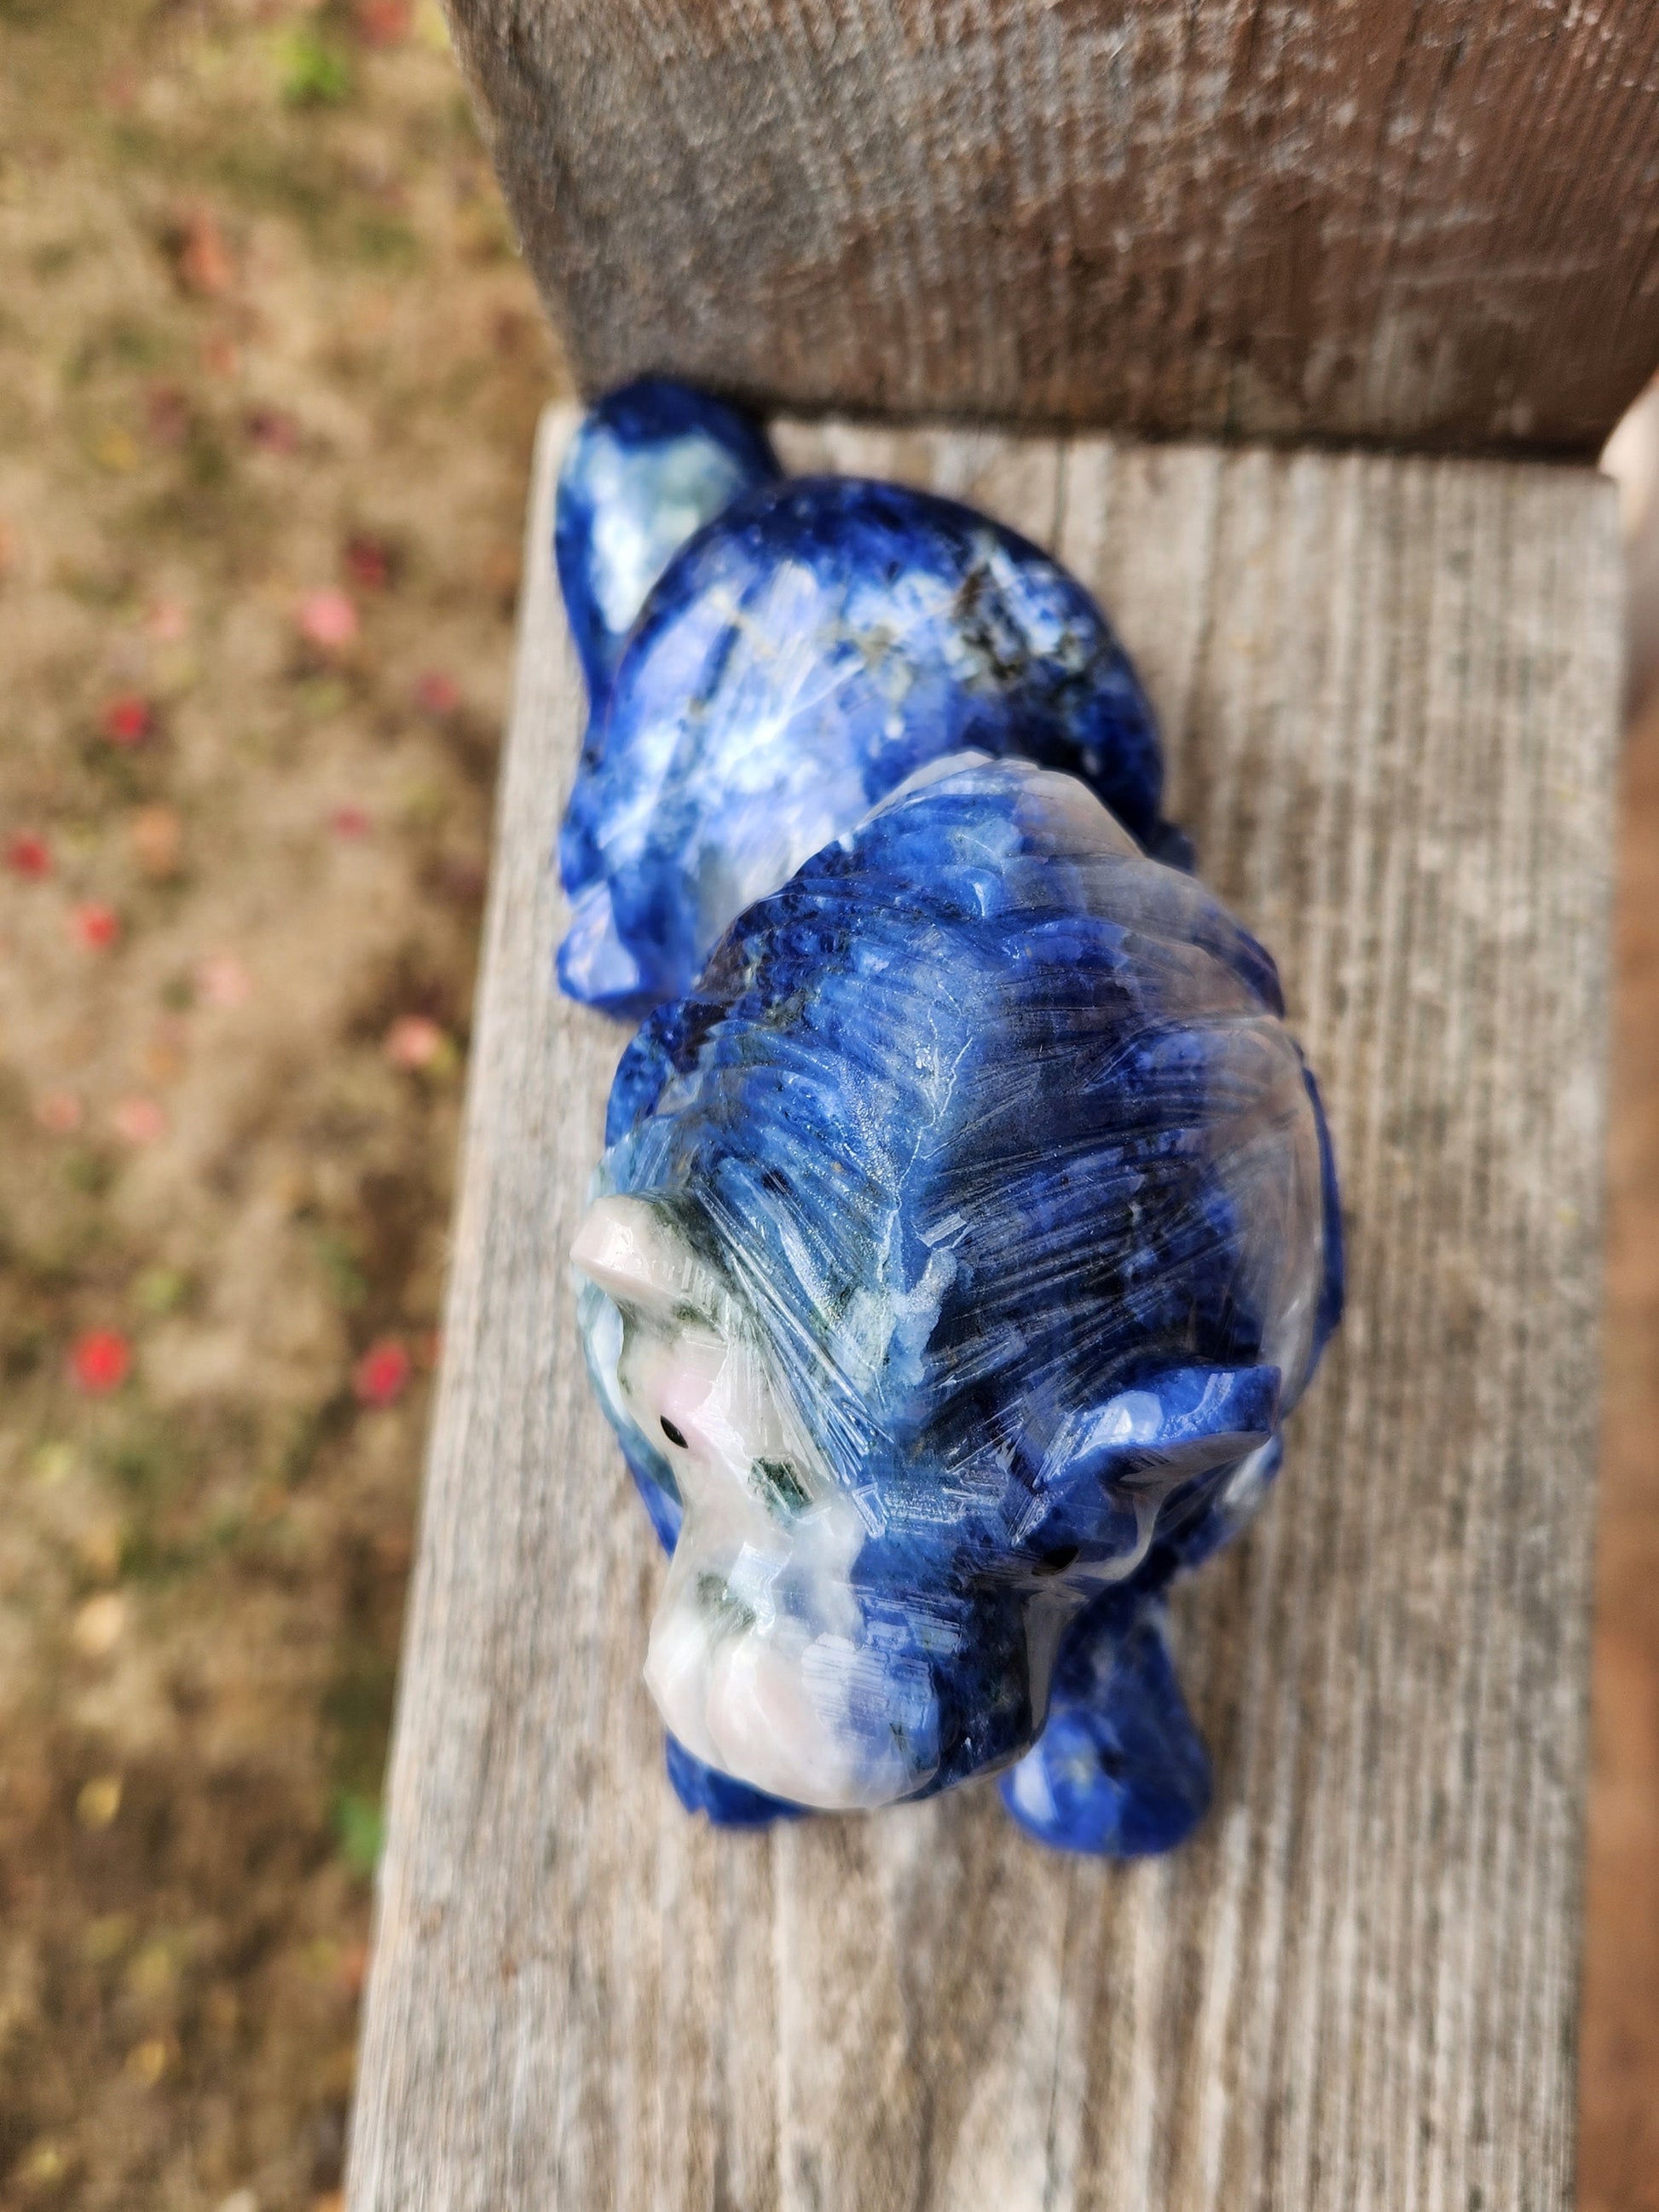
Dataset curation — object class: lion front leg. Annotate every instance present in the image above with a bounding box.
[999,1589,1211,1856]
[663,1734,813,1830]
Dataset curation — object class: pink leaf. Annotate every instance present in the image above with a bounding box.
[70,904,121,952]
[36,1090,84,1135]
[298,588,359,651]
[384,1014,445,1071]
[172,207,234,297]
[414,669,460,715]
[196,953,251,1008]
[146,599,189,643]
[112,1096,167,1146]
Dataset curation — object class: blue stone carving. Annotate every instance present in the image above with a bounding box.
[571,758,1343,1854]
[553,378,782,722]
[556,411,1183,1017]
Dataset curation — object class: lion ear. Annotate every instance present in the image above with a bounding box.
[571,1195,689,1314]
[1058,1366,1281,1493]
[1018,1366,1281,1560]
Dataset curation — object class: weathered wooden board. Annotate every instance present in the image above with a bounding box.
[443,0,1659,457]
[346,407,1621,2211]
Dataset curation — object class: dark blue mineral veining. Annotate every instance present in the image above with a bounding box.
[555,405,1186,1017]
[999,1590,1214,1854]
[575,758,1343,1854]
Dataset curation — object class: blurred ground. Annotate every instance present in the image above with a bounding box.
[1580,688,1659,2212]
[0,1,562,2203]
[0,4,1654,2204]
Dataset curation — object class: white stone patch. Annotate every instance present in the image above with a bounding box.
[585,435,754,639]
[572,1194,941,1809]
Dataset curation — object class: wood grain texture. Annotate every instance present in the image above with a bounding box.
[442,0,1659,457]
[346,407,1621,2211]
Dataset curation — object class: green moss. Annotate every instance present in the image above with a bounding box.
[32,237,84,280]
[207,138,338,231]
[309,1228,368,1311]
[184,424,233,491]
[323,1632,398,1814]
[331,1789,384,1878]
[66,316,170,384]
[3,1325,47,1381]
[275,26,351,107]
[107,1431,176,1502]
[61,1149,116,1198]
[277,1393,354,1487]
[353,214,419,269]
[132,1267,189,1317]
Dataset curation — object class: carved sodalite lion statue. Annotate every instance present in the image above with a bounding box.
[569,759,1344,1853]
[558,386,1344,1853]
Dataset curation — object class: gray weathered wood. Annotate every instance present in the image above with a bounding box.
[346,407,1621,2211]
[443,0,1659,457]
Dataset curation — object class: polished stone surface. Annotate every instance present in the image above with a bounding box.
[553,377,780,721]
[573,759,1342,1852]
[557,432,1180,1015]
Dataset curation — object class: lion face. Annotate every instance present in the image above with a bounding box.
[574,1194,950,1809]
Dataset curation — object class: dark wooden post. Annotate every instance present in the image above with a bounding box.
[446,0,1659,453]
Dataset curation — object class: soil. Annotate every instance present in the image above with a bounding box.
[0,3,563,2203]
[0,5,1653,2204]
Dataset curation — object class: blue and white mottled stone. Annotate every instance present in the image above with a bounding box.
[553,378,781,720]
[571,758,1343,1853]
[557,446,1182,1016]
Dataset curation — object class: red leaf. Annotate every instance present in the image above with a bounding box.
[246,407,298,454]
[173,208,234,298]
[354,1337,411,1407]
[70,903,121,952]
[72,1330,131,1395]
[101,695,153,747]
[7,833,51,879]
[354,0,413,44]
[344,534,392,592]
